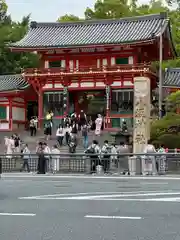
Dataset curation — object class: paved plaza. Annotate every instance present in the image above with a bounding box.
[1,174,180,240]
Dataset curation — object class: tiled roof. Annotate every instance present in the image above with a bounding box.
[10,13,172,49]
[0,75,29,92]
[163,68,180,87]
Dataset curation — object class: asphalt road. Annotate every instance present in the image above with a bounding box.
[1,174,180,240]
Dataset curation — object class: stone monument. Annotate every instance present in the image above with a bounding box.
[132,76,151,174]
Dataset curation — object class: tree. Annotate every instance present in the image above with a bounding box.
[57,14,80,22]
[85,0,131,20]
[166,91,180,113]
[0,0,9,24]
[0,10,39,74]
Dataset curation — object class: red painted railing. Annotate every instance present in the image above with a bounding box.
[23,63,156,77]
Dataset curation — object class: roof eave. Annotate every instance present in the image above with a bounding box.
[166,22,177,58]
[9,39,155,52]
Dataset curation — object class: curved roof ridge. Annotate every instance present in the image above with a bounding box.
[0,74,29,92]
[30,12,168,28]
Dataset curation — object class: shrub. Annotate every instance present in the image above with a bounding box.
[150,113,180,141]
[152,134,180,149]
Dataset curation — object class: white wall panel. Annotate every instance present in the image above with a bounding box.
[0,123,9,130]
[12,107,25,121]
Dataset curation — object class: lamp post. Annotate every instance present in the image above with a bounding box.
[158,26,163,119]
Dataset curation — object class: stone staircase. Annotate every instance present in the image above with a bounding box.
[0,128,115,153]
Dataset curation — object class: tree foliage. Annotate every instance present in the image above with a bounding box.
[57,0,180,68]
[150,113,180,148]
[0,3,39,75]
[57,14,80,22]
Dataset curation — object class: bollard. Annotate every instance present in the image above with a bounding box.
[128,156,136,175]
[96,165,104,175]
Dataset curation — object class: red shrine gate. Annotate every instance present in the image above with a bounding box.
[5,13,175,131]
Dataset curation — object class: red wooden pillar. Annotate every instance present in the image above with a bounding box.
[9,97,13,131]
[38,89,43,129]
[105,85,111,128]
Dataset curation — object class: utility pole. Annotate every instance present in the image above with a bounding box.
[158,27,163,119]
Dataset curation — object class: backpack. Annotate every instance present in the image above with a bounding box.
[102,145,111,158]
[87,146,95,154]
[14,138,19,147]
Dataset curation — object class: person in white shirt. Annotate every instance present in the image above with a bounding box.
[51,145,60,173]
[143,140,157,175]
[95,114,103,136]
[43,142,51,172]
[56,124,65,146]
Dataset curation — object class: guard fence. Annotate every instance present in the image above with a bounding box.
[0,152,180,175]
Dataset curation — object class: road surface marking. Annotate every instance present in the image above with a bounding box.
[85,215,142,220]
[19,191,163,200]
[19,191,123,199]
[39,192,180,200]
[0,213,36,216]
[92,197,180,202]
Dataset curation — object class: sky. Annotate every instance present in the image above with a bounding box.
[6,0,95,22]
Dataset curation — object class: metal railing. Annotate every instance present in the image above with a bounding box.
[1,152,180,175]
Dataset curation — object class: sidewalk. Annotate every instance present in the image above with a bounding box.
[2,172,180,180]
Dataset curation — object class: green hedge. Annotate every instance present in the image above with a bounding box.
[151,113,180,148]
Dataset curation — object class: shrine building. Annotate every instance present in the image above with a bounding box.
[0,12,175,131]
[163,68,180,94]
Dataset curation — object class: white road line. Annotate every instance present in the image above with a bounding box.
[19,191,163,200]
[85,215,142,220]
[94,197,180,202]
[0,213,36,216]
[19,191,122,199]
[45,192,180,200]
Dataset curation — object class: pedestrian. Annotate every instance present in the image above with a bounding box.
[157,145,166,175]
[117,142,129,174]
[95,114,103,136]
[36,142,45,174]
[101,140,111,173]
[29,117,36,136]
[64,123,72,145]
[56,124,65,146]
[71,121,78,139]
[78,110,87,130]
[143,140,157,175]
[20,144,31,172]
[44,121,52,141]
[82,124,88,149]
[51,145,60,173]
[43,142,51,172]
[68,134,77,153]
[85,140,101,173]
[4,136,14,164]
[13,133,20,153]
